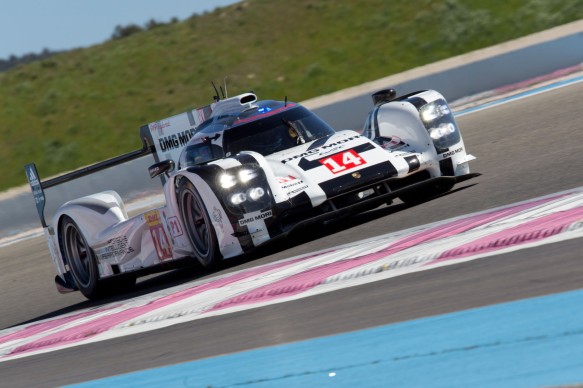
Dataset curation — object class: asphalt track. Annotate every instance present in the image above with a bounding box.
[0,80,582,386]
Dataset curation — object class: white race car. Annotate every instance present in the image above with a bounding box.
[25,88,478,299]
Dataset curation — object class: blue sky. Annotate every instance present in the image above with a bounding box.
[0,0,239,59]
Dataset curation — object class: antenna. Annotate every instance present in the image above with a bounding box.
[223,76,228,98]
[284,96,288,107]
[219,85,226,99]
[211,81,220,102]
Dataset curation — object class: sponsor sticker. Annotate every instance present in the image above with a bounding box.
[25,164,44,205]
[281,135,362,163]
[166,216,183,238]
[276,175,297,184]
[156,129,195,152]
[238,210,273,227]
[97,236,135,261]
[378,136,407,150]
[320,149,366,174]
[282,180,305,190]
[442,147,463,158]
[149,120,171,133]
[316,145,344,157]
[211,207,225,232]
[288,185,309,196]
[145,210,173,260]
[212,207,223,224]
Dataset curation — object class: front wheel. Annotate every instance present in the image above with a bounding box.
[178,180,221,268]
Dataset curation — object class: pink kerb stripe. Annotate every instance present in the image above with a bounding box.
[210,194,565,311]
[0,305,120,346]
[433,205,583,263]
[7,251,331,356]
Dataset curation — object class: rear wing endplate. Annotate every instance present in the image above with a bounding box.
[24,163,47,227]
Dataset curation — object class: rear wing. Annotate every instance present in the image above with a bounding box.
[25,104,215,228]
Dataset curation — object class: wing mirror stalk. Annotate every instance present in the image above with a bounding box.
[149,160,175,179]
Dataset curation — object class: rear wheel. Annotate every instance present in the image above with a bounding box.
[178,180,221,268]
[60,216,135,299]
[60,216,102,299]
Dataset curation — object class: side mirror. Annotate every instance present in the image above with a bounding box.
[149,160,175,179]
[371,88,397,106]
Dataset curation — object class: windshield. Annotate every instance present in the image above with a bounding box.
[223,106,335,156]
[178,142,224,169]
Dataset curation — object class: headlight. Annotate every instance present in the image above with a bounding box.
[220,174,237,189]
[429,123,456,140]
[230,192,247,205]
[419,99,461,152]
[248,187,265,201]
[221,164,271,214]
[420,101,450,122]
[238,169,257,183]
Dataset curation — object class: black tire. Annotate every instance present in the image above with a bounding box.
[178,180,221,268]
[60,216,135,299]
[398,180,455,204]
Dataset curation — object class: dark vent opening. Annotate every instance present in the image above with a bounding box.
[240,94,257,104]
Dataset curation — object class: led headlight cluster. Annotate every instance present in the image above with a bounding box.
[229,187,266,205]
[420,100,451,122]
[219,166,270,213]
[419,99,461,152]
[220,168,259,189]
[429,122,456,140]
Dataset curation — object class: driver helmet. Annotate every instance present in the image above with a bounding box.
[252,129,282,154]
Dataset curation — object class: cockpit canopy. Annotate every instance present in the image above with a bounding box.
[178,100,335,169]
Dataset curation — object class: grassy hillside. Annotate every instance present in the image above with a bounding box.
[1,0,582,191]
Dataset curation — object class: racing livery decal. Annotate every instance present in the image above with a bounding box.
[376,136,410,152]
[145,210,173,260]
[298,143,375,171]
[96,236,135,262]
[442,147,463,158]
[165,216,183,238]
[281,135,363,163]
[238,210,273,227]
[276,175,297,184]
[320,149,366,174]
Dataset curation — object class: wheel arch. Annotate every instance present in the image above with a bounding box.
[370,89,474,177]
[52,191,128,261]
[171,169,243,259]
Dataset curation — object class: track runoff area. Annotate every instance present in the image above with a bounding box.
[1,75,583,387]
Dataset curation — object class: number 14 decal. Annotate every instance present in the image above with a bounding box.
[320,149,366,174]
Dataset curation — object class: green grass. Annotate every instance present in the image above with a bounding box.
[1,0,582,191]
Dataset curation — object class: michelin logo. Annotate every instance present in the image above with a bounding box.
[239,210,273,226]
